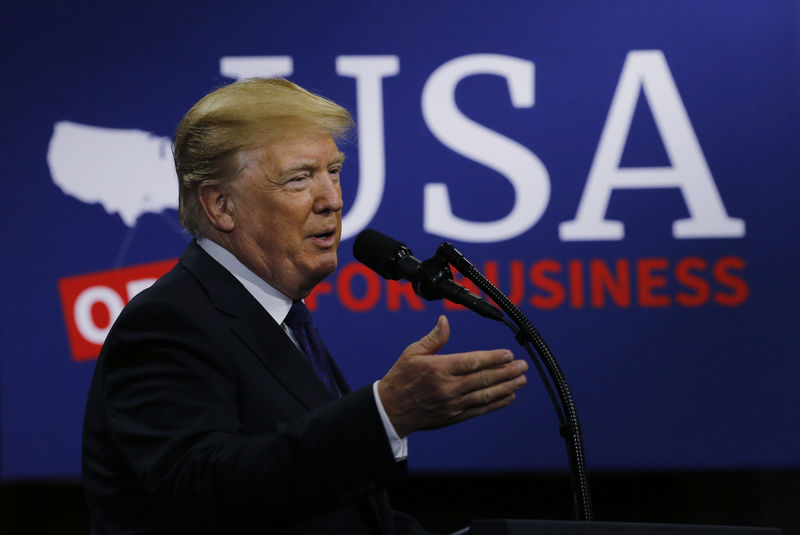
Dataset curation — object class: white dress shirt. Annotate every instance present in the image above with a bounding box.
[197,237,408,461]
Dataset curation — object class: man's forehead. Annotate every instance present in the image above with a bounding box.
[262,134,343,168]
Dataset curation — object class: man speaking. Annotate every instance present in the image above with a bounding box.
[82,78,528,534]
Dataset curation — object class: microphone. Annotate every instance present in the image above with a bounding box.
[353,229,503,321]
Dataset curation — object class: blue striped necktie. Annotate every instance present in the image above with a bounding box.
[284,301,339,398]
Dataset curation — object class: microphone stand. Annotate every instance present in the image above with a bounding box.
[435,242,593,522]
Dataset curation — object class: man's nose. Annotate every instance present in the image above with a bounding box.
[313,174,343,213]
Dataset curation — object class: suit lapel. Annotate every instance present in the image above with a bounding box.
[327,349,351,395]
[179,241,333,410]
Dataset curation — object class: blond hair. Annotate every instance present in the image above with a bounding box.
[173,78,353,235]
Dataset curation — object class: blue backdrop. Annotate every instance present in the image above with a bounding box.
[2,0,799,479]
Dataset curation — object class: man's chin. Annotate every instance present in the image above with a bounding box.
[308,256,338,283]
[296,262,337,300]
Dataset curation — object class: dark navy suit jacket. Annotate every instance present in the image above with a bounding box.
[82,240,427,534]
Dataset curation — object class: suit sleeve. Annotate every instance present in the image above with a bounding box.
[96,296,404,532]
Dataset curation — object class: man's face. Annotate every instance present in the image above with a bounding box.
[228,131,344,300]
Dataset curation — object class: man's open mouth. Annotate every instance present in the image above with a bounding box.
[311,231,335,239]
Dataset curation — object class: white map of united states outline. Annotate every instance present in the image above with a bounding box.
[47,121,179,227]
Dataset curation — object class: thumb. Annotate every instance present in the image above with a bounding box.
[404,315,450,356]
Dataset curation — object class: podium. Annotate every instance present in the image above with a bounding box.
[466,519,782,534]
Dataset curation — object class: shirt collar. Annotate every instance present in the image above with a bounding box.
[196,236,293,325]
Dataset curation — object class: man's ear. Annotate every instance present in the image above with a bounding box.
[198,184,235,233]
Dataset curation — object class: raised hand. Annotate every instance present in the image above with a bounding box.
[378,315,528,438]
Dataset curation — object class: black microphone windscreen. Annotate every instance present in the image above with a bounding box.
[353,229,406,279]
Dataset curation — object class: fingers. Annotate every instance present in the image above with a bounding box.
[447,349,515,376]
[401,315,450,356]
[450,370,527,414]
[452,359,528,397]
[431,373,525,428]
[433,356,527,424]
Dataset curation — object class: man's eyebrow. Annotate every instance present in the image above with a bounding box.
[284,153,346,174]
[330,152,346,166]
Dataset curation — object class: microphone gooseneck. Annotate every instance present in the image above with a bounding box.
[436,241,593,521]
